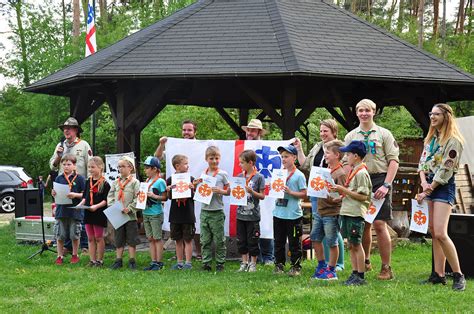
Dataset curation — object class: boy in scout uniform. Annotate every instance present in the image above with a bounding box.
[343,99,399,280]
[50,117,92,178]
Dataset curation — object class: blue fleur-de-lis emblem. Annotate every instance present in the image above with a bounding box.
[255,146,281,178]
[87,4,94,24]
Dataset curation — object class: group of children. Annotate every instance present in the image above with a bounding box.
[52,139,374,286]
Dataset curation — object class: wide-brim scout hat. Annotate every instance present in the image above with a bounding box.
[58,117,83,133]
[241,119,267,135]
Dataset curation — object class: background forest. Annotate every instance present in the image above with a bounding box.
[0,0,473,180]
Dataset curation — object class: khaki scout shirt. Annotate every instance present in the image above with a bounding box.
[418,136,463,185]
[300,141,323,173]
[343,124,399,174]
[50,138,92,178]
[107,176,140,220]
[340,163,372,218]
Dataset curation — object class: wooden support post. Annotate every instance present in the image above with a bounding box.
[404,99,430,134]
[324,106,351,131]
[282,87,296,139]
[215,107,245,138]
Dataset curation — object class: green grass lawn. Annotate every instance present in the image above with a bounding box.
[1,222,472,313]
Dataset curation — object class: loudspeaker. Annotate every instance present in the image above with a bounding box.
[14,188,42,218]
[446,213,474,278]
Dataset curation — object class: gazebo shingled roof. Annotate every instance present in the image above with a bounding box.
[24,0,474,159]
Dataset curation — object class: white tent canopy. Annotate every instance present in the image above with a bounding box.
[457,116,474,172]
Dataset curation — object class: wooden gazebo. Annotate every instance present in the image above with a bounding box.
[25,0,474,160]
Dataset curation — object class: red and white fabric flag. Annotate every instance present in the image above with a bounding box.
[164,138,292,238]
[85,0,97,56]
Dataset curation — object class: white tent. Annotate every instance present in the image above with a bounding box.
[456,116,474,172]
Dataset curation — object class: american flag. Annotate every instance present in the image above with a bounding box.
[85,0,96,56]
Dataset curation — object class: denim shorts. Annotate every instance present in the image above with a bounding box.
[310,211,339,246]
[426,174,455,205]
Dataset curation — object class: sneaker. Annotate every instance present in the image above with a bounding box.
[335,265,344,272]
[248,262,257,273]
[110,259,123,270]
[87,260,97,267]
[216,263,225,272]
[95,261,104,267]
[317,269,338,280]
[202,263,212,272]
[128,260,137,270]
[195,255,202,261]
[171,263,184,270]
[421,272,447,285]
[343,273,357,285]
[55,256,64,265]
[288,266,302,277]
[273,263,285,275]
[377,264,394,280]
[452,272,466,291]
[70,255,80,264]
[237,262,249,272]
[312,263,328,279]
[365,261,373,272]
[264,260,274,266]
[144,263,159,271]
[345,274,367,286]
[183,263,193,270]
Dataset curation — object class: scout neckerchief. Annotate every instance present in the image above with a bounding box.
[64,137,82,153]
[65,172,78,190]
[330,163,343,174]
[344,163,368,187]
[117,175,132,203]
[425,137,441,163]
[89,176,104,205]
[146,176,160,204]
[244,167,258,186]
[358,129,376,154]
[205,167,219,177]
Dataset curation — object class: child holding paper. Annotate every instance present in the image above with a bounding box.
[77,156,110,267]
[273,145,307,277]
[167,154,195,270]
[236,150,265,273]
[312,140,346,280]
[196,146,230,272]
[331,140,372,286]
[51,154,86,265]
[142,156,167,271]
[107,156,141,270]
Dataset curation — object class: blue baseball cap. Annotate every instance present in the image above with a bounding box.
[277,145,298,155]
[142,156,161,169]
[339,140,367,158]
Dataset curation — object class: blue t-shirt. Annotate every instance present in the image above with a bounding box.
[55,172,86,220]
[272,168,307,220]
[143,178,167,216]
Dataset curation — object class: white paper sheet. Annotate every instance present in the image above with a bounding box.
[268,169,287,199]
[307,166,333,198]
[104,202,130,229]
[365,196,385,224]
[135,182,149,210]
[410,200,429,234]
[229,177,248,206]
[171,173,192,199]
[53,182,73,205]
[194,174,217,205]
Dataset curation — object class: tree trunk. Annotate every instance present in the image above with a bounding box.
[455,0,466,34]
[397,0,405,32]
[433,0,439,39]
[99,0,108,23]
[72,0,81,55]
[387,0,398,31]
[418,0,425,48]
[441,0,447,57]
[11,0,30,86]
[62,0,67,58]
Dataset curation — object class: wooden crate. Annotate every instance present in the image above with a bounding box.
[454,164,473,214]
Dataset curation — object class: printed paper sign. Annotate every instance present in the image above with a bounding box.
[104,201,130,229]
[268,169,287,199]
[135,182,149,210]
[229,177,248,206]
[105,152,136,185]
[53,182,72,205]
[365,196,385,223]
[410,199,429,234]
[194,174,217,205]
[171,173,191,199]
[307,166,333,198]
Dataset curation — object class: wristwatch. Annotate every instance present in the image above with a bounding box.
[382,182,392,189]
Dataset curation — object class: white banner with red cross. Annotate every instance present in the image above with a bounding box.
[164,137,292,238]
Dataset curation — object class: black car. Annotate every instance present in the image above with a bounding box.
[0,170,24,213]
